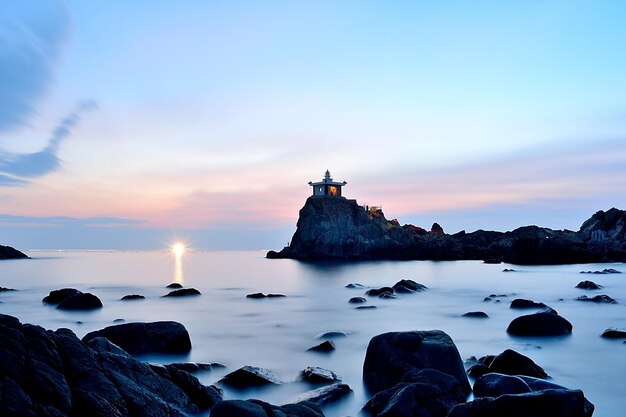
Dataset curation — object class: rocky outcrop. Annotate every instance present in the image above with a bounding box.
[219,366,282,388]
[210,399,324,417]
[362,330,470,395]
[82,321,192,354]
[0,244,28,259]
[0,314,221,417]
[268,198,626,264]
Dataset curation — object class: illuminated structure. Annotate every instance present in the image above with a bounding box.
[308,170,346,197]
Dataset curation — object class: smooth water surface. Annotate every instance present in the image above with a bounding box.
[0,251,624,416]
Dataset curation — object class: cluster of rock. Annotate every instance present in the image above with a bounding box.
[267,198,626,264]
[43,288,103,310]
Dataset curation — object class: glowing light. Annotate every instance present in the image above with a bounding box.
[171,243,186,256]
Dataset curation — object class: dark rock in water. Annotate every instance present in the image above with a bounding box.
[121,294,145,301]
[219,366,281,388]
[0,244,28,259]
[113,318,125,323]
[211,399,324,417]
[363,330,471,395]
[0,286,16,291]
[448,389,594,417]
[580,268,621,274]
[295,383,352,406]
[510,298,548,309]
[307,340,336,353]
[357,305,377,310]
[576,294,617,304]
[246,292,286,299]
[57,292,103,311]
[247,292,266,299]
[486,349,548,378]
[502,268,516,272]
[507,311,573,336]
[43,288,82,304]
[483,258,502,264]
[467,364,490,378]
[379,292,397,299]
[366,286,394,297]
[166,282,183,288]
[315,331,349,339]
[299,366,341,384]
[83,321,192,354]
[364,368,466,417]
[0,314,221,417]
[349,296,367,304]
[346,283,366,289]
[163,288,201,297]
[392,279,427,293]
[462,311,489,318]
[483,297,493,302]
[576,280,603,290]
[474,373,534,397]
[168,362,225,373]
[601,328,626,339]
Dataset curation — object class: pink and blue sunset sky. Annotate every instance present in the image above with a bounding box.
[1,0,625,249]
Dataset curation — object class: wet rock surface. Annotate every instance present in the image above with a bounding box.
[299,366,341,384]
[0,314,221,417]
[295,383,352,406]
[82,321,192,354]
[219,366,282,388]
[601,328,626,339]
[211,399,324,417]
[307,340,336,353]
[576,294,617,304]
[507,311,573,336]
[462,311,489,318]
[576,280,603,290]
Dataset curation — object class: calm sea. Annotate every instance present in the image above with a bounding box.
[0,251,624,416]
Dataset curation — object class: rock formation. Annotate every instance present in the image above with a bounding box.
[268,197,626,264]
[0,244,28,259]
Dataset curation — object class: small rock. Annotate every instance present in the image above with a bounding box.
[502,268,516,272]
[166,282,183,288]
[356,305,377,310]
[315,331,349,339]
[246,292,266,299]
[349,296,367,304]
[483,297,493,302]
[379,292,397,299]
[308,340,335,353]
[392,279,427,293]
[366,287,394,297]
[345,283,366,289]
[113,318,125,323]
[266,293,286,298]
[576,280,603,290]
[601,328,626,339]
[57,293,103,311]
[462,311,489,318]
[510,298,548,309]
[0,286,16,292]
[580,268,621,274]
[299,366,341,384]
[163,288,201,297]
[121,294,145,301]
[575,294,617,304]
[295,383,352,406]
[219,366,282,388]
[168,362,225,373]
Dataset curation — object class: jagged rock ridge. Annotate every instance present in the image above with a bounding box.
[268,197,626,264]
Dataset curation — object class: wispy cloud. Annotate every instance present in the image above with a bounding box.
[0,1,69,132]
[0,100,97,185]
[0,214,142,228]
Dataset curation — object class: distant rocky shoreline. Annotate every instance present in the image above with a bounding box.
[0,244,28,260]
[268,198,626,264]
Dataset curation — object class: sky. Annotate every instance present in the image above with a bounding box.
[1,0,625,250]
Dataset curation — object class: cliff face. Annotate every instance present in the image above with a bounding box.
[267,198,626,264]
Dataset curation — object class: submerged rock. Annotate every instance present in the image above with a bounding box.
[163,288,201,297]
[307,340,336,353]
[366,287,394,297]
[510,299,548,309]
[601,328,626,339]
[575,294,617,304]
[246,292,286,299]
[349,296,367,304]
[219,366,282,388]
[295,383,352,406]
[345,283,366,289]
[42,288,82,304]
[462,311,489,318]
[82,321,192,354]
[315,331,349,339]
[299,366,341,384]
[0,286,16,292]
[363,330,471,395]
[507,311,573,336]
[211,399,323,417]
[392,279,427,293]
[166,282,183,288]
[580,268,621,274]
[576,280,603,290]
[121,294,145,301]
[168,362,225,373]
[357,305,377,310]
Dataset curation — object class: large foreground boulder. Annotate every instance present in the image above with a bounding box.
[448,389,594,417]
[507,311,573,336]
[363,330,470,395]
[82,321,192,354]
[485,349,548,378]
[211,399,323,417]
[0,314,220,417]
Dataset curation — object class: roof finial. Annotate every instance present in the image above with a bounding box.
[324,170,332,181]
